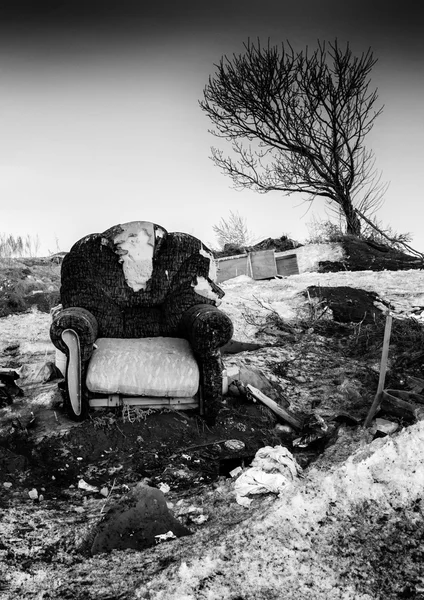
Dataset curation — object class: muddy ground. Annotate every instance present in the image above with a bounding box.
[1,266,424,598]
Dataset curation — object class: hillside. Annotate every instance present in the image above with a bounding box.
[1,258,424,598]
[0,257,61,318]
[214,235,424,274]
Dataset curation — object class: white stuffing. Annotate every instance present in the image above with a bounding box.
[199,245,218,282]
[192,275,221,305]
[113,222,155,292]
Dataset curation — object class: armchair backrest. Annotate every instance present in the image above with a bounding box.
[60,221,224,338]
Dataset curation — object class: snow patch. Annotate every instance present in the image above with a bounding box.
[294,243,344,273]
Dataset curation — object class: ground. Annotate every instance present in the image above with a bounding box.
[1,261,424,599]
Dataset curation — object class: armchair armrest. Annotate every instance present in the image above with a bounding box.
[50,307,98,363]
[180,304,233,356]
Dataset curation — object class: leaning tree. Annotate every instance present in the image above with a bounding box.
[200,39,387,236]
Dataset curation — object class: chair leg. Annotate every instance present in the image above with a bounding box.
[61,329,87,420]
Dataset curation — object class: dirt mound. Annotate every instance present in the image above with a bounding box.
[214,235,302,258]
[306,286,390,324]
[320,236,423,272]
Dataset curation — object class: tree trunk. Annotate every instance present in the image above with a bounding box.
[337,194,362,236]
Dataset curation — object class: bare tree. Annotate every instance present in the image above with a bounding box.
[212,210,253,248]
[200,39,387,236]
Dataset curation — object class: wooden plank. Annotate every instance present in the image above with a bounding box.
[89,396,199,409]
[364,314,393,427]
[276,254,299,276]
[216,255,249,283]
[383,389,424,405]
[246,384,303,430]
[379,390,416,420]
[249,250,277,280]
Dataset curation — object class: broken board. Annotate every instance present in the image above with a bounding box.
[276,254,299,276]
[248,250,277,280]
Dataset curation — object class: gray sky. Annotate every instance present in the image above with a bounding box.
[0,0,423,254]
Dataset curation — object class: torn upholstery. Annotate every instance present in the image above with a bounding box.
[50,221,233,421]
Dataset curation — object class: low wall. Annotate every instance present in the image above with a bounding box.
[216,243,344,282]
[277,243,344,273]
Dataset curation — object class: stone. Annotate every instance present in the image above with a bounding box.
[373,418,399,435]
[89,483,192,555]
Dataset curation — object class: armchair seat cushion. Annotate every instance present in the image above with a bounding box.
[86,337,200,397]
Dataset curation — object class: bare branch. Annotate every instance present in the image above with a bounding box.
[200,39,386,235]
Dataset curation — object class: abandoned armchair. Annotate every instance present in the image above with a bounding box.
[50,221,233,423]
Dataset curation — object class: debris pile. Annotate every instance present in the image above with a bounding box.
[234,445,302,507]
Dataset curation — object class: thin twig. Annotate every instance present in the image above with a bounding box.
[100,478,117,514]
[115,423,127,438]
[177,439,229,453]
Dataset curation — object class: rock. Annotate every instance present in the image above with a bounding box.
[373,418,399,436]
[88,483,192,555]
[224,439,245,452]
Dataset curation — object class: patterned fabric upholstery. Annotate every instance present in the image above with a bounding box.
[86,337,200,397]
[50,221,233,422]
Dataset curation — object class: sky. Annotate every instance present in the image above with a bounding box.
[0,0,423,255]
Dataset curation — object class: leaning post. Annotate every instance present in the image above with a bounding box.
[364,312,393,427]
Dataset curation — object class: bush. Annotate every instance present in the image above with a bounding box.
[347,314,424,360]
[306,219,345,244]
